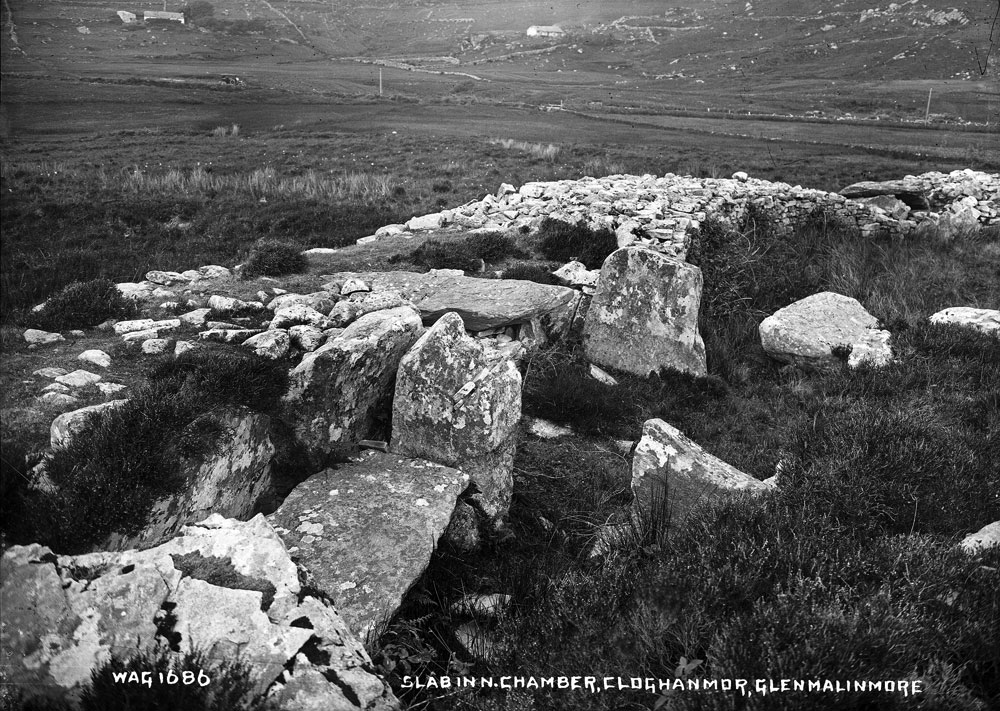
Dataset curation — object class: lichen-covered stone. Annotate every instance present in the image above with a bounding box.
[391,312,521,526]
[103,407,276,551]
[0,515,397,709]
[759,291,893,368]
[631,418,772,523]
[269,453,468,637]
[284,306,423,465]
[583,247,707,377]
[326,271,580,342]
[929,307,1000,336]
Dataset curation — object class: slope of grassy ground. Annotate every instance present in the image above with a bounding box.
[372,216,1000,711]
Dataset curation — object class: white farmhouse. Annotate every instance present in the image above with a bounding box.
[144,11,185,24]
[527,25,565,38]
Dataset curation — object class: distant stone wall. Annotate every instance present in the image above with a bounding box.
[365,169,999,260]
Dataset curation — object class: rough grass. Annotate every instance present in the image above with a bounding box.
[535,218,618,269]
[240,239,308,279]
[2,348,289,553]
[27,278,139,332]
[391,232,525,272]
[376,214,1000,710]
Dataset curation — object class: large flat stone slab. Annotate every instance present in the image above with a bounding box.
[325,271,580,338]
[268,452,469,638]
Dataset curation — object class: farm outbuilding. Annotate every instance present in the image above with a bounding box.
[144,11,185,23]
[527,25,565,38]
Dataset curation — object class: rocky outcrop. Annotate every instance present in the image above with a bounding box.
[0,515,397,709]
[391,312,522,537]
[929,307,1000,336]
[759,292,893,368]
[283,306,423,465]
[50,400,127,449]
[631,418,773,523]
[325,271,580,344]
[268,453,469,638]
[105,407,276,550]
[583,247,707,377]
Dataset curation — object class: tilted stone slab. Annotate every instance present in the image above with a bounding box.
[102,407,276,551]
[839,179,931,209]
[283,306,423,465]
[759,291,892,368]
[0,515,397,709]
[391,312,522,522]
[325,271,580,340]
[583,247,707,377]
[631,418,772,523]
[268,452,469,638]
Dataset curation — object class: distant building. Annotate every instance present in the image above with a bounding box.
[117,10,137,24]
[144,11,185,24]
[527,25,564,38]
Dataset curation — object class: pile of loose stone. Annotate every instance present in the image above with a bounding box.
[359,169,1000,256]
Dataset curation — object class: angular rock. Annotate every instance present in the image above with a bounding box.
[42,382,71,393]
[243,330,290,360]
[840,179,930,210]
[631,418,772,523]
[198,328,261,344]
[0,515,397,709]
[33,367,68,379]
[145,270,192,286]
[553,260,599,288]
[96,382,127,396]
[270,304,329,330]
[406,212,444,231]
[23,329,65,345]
[859,195,910,220]
[341,277,371,296]
[328,290,410,328]
[141,338,171,355]
[583,247,707,377]
[50,400,128,449]
[284,307,423,464]
[208,294,252,314]
[759,292,892,368]
[391,312,522,527]
[116,281,156,300]
[960,521,1000,554]
[174,340,195,357]
[288,325,325,352]
[122,328,159,343]
[269,453,468,637]
[197,264,232,280]
[54,369,102,388]
[37,392,79,407]
[268,292,335,313]
[76,350,111,368]
[113,318,156,335]
[327,271,580,341]
[179,307,211,326]
[929,307,1000,336]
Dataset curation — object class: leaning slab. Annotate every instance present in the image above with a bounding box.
[631,418,772,524]
[391,312,522,525]
[929,307,1000,337]
[0,515,398,709]
[268,452,468,638]
[326,271,580,342]
[283,306,423,464]
[759,291,893,368]
[583,247,707,377]
[103,407,276,551]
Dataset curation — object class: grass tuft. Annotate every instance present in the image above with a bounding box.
[536,218,618,269]
[27,278,139,332]
[240,239,307,279]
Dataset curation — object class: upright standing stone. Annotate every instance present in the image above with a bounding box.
[390,312,521,533]
[283,306,423,465]
[583,247,707,377]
